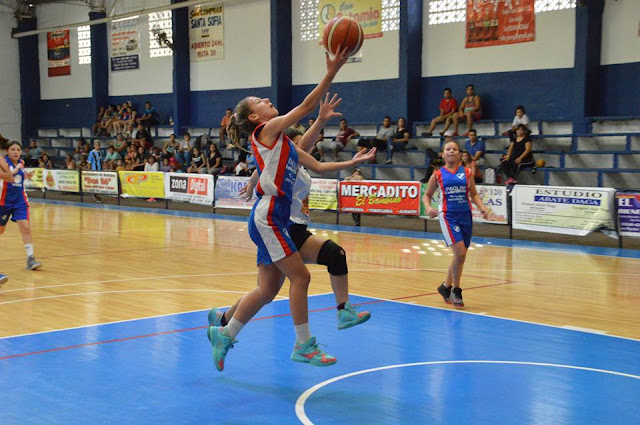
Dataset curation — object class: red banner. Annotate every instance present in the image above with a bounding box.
[338,181,421,216]
[466,0,535,49]
[47,30,71,77]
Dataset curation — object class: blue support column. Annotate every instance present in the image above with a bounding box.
[16,18,40,142]
[90,11,108,122]
[572,0,604,134]
[399,0,423,126]
[172,0,191,134]
[270,0,292,114]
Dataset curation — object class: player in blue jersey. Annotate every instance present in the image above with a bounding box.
[423,140,488,307]
[207,46,376,371]
[0,141,43,271]
[0,136,17,284]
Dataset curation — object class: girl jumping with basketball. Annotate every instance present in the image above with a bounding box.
[0,141,43,272]
[423,140,488,307]
[207,46,375,371]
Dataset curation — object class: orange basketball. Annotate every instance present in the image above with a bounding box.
[322,16,364,57]
[536,159,546,167]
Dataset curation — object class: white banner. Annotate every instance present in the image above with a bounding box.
[189,5,224,61]
[43,170,80,193]
[24,168,44,189]
[214,176,253,209]
[81,171,119,195]
[473,185,508,225]
[164,173,214,205]
[309,178,338,211]
[110,17,140,71]
[512,185,616,236]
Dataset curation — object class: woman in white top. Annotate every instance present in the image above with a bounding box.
[504,105,531,140]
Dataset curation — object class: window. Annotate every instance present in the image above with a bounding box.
[78,25,91,64]
[148,11,173,58]
[299,0,400,42]
[428,0,577,25]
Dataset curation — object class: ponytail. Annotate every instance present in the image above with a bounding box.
[0,134,8,151]
[227,98,257,150]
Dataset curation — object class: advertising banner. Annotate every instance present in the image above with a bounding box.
[512,185,616,236]
[164,173,214,205]
[43,169,80,192]
[466,0,535,49]
[338,181,421,215]
[309,178,338,211]
[47,30,71,77]
[110,17,140,71]
[118,171,165,198]
[318,0,383,40]
[617,193,640,238]
[81,171,119,195]
[214,176,254,209]
[24,168,44,189]
[189,5,224,61]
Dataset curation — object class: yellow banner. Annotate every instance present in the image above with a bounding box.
[24,168,44,189]
[118,171,165,198]
[318,0,383,40]
[309,178,338,211]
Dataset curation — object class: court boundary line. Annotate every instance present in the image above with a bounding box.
[294,360,640,425]
[28,198,640,259]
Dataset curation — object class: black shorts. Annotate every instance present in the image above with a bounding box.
[289,223,313,250]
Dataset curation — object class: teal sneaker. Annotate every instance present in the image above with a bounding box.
[337,302,371,330]
[0,274,7,285]
[207,326,236,372]
[290,337,337,367]
[207,308,224,329]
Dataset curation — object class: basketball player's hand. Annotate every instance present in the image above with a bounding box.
[515,158,522,165]
[427,207,438,219]
[352,147,377,164]
[325,45,350,75]
[318,93,343,122]
[239,183,254,202]
[13,162,24,174]
[480,208,490,220]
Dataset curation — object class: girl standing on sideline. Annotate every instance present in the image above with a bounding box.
[210,94,372,346]
[423,140,488,307]
[0,141,43,271]
[207,46,373,371]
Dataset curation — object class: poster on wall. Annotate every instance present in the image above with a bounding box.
[164,173,214,205]
[43,170,80,192]
[110,17,140,71]
[214,176,253,209]
[338,181,421,216]
[318,0,383,40]
[82,171,119,195]
[47,30,71,77]
[617,193,640,238]
[189,5,224,61]
[465,0,535,49]
[309,179,338,211]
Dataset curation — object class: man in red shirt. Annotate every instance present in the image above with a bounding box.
[424,88,458,137]
[219,108,232,147]
[317,118,360,162]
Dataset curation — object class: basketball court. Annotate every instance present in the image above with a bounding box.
[1,201,639,424]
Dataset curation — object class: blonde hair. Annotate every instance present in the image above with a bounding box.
[227,98,257,146]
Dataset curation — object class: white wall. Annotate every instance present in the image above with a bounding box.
[108,0,173,96]
[190,0,271,91]
[291,1,399,85]
[422,7,576,77]
[0,10,21,140]
[601,0,640,65]
[38,3,93,99]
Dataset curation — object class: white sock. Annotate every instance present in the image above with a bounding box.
[25,244,34,258]
[224,318,244,339]
[294,323,312,343]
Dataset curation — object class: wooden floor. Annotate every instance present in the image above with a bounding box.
[1,203,639,339]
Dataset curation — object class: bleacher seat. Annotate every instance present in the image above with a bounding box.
[588,117,640,134]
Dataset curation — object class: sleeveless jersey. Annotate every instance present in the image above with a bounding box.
[435,165,472,213]
[0,156,28,207]
[251,123,299,204]
[290,166,312,225]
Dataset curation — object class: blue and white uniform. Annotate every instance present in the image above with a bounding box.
[435,165,473,248]
[0,156,29,226]
[248,123,299,265]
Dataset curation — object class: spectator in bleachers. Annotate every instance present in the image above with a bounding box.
[160,158,172,173]
[78,154,90,171]
[219,108,233,147]
[162,134,180,158]
[38,153,53,169]
[305,118,323,160]
[463,129,485,168]
[187,148,207,174]
[92,106,106,135]
[345,168,365,226]
[461,150,482,183]
[289,121,306,134]
[131,147,146,171]
[424,88,458,137]
[115,160,125,172]
[65,154,76,170]
[500,124,534,185]
[114,104,134,134]
[234,151,251,176]
[207,144,224,175]
[421,140,447,183]
[176,132,194,168]
[502,105,531,140]
[104,146,121,170]
[357,116,395,158]
[102,104,118,136]
[317,118,359,162]
[132,123,153,150]
[124,123,135,142]
[452,84,482,136]
[124,157,134,171]
[25,140,44,167]
[113,133,128,154]
[386,117,411,164]
[144,156,160,172]
[136,101,160,130]
[168,156,181,172]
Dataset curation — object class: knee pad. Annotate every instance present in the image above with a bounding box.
[317,240,348,276]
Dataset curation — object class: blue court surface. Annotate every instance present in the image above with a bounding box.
[1,294,639,425]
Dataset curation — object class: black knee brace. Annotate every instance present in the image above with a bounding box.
[317,240,348,276]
